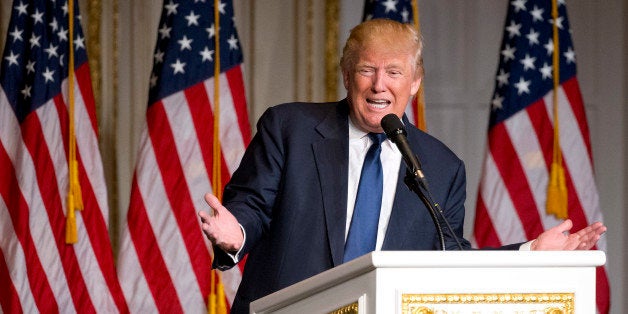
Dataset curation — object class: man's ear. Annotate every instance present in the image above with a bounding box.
[342,70,350,90]
[411,77,422,95]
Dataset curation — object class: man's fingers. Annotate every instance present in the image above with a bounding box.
[555,218,574,234]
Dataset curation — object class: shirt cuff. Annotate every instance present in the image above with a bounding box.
[519,240,534,251]
[225,224,246,263]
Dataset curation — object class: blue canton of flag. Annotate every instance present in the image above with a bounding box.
[148,0,244,105]
[363,0,414,23]
[489,0,576,126]
[1,0,87,122]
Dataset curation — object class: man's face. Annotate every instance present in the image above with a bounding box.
[343,43,421,133]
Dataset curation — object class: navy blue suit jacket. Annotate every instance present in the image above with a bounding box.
[214,100,473,313]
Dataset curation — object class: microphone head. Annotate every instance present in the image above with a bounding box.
[381,114,406,139]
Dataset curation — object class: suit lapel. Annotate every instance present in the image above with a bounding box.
[312,101,349,267]
[382,116,429,250]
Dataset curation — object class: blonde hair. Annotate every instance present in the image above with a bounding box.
[340,19,424,79]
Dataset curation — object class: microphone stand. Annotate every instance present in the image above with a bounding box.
[404,169,465,251]
[403,171,446,250]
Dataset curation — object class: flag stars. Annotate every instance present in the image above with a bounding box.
[199,47,214,62]
[74,35,85,50]
[400,8,410,23]
[496,69,510,87]
[526,29,540,45]
[159,24,172,39]
[514,77,531,95]
[530,5,544,22]
[154,50,165,63]
[42,67,55,83]
[45,43,59,59]
[539,62,552,80]
[564,47,576,64]
[29,35,41,48]
[4,51,20,67]
[31,9,44,25]
[26,60,36,73]
[171,59,186,74]
[491,94,504,110]
[62,2,69,15]
[511,0,527,13]
[217,1,227,14]
[227,34,239,50]
[381,0,398,13]
[14,1,28,16]
[177,35,193,51]
[58,27,68,42]
[21,85,32,99]
[206,24,216,39]
[165,1,178,15]
[501,44,516,61]
[550,16,564,29]
[50,18,59,32]
[185,11,201,26]
[150,73,158,87]
[9,26,23,42]
[506,20,521,38]
[520,53,536,71]
[543,39,553,56]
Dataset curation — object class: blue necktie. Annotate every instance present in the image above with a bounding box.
[343,132,386,263]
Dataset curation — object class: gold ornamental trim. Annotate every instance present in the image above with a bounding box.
[329,301,358,314]
[402,292,574,314]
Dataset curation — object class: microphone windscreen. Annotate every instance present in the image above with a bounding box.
[381,114,406,138]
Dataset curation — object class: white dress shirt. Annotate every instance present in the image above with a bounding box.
[346,119,402,251]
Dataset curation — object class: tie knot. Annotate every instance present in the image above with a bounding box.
[368,132,387,147]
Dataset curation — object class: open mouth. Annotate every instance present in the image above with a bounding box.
[367,98,391,109]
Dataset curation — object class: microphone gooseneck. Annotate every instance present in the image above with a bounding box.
[380,114,464,251]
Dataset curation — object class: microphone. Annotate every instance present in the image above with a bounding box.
[380,114,428,189]
[380,113,464,251]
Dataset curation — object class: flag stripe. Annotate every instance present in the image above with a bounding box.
[488,122,544,239]
[472,196,501,247]
[0,244,23,313]
[225,67,252,146]
[27,103,97,313]
[478,150,527,243]
[0,126,59,312]
[561,79,593,159]
[127,177,185,313]
[148,101,212,302]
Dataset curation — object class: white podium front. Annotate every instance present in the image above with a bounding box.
[250,251,605,314]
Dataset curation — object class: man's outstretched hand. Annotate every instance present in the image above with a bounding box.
[531,219,606,251]
[198,193,244,253]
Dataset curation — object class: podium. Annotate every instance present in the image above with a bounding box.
[250,251,605,313]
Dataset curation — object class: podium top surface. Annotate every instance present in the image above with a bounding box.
[250,251,606,313]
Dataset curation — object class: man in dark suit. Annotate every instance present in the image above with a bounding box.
[198,19,606,313]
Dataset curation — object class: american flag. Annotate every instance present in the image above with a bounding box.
[362,0,423,128]
[473,0,609,312]
[0,0,127,312]
[116,0,250,312]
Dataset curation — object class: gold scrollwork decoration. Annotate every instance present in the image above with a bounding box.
[402,292,574,314]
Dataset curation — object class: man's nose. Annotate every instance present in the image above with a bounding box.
[371,73,386,92]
